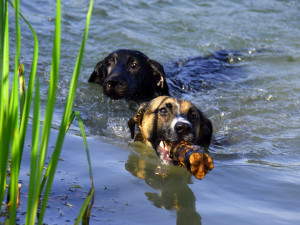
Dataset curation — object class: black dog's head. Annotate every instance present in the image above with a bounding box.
[88,49,169,100]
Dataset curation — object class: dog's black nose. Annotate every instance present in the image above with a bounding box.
[106,79,122,88]
[175,122,192,135]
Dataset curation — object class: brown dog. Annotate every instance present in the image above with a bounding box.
[128,96,213,165]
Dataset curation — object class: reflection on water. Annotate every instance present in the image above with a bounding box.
[125,143,202,225]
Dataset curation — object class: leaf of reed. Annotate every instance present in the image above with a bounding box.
[36,0,61,180]
[36,0,61,223]
[74,111,94,186]
[6,0,40,222]
[8,0,21,222]
[0,0,10,210]
[8,1,39,169]
[39,111,94,196]
[26,0,60,219]
[8,61,20,224]
[16,1,39,168]
[75,187,95,225]
[26,77,40,225]
[38,110,75,197]
[14,0,21,86]
[38,0,94,223]
[73,111,94,225]
[40,111,94,224]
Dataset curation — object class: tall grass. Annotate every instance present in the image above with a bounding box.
[0,0,95,224]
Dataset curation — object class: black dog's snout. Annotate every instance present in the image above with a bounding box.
[105,71,124,87]
[175,122,192,135]
[106,79,122,88]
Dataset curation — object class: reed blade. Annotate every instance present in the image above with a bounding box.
[38,0,94,222]
[0,0,10,208]
[26,77,41,225]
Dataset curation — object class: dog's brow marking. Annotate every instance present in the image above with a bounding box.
[170,100,190,129]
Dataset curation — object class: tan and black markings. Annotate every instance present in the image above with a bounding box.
[128,96,213,166]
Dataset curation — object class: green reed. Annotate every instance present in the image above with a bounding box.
[0,0,95,224]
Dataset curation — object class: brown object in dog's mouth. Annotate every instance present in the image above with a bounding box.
[157,141,214,180]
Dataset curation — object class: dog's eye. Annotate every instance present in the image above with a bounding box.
[159,107,168,115]
[131,62,140,70]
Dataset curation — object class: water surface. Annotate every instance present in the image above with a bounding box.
[6,0,300,224]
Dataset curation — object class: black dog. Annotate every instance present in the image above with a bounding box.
[88,49,169,100]
[89,49,243,100]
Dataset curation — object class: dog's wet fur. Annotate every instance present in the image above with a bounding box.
[88,49,240,164]
[128,96,212,164]
[89,49,243,100]
[88,49,169,100]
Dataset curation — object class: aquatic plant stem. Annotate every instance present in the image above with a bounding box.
[38,0,94,223]
[8,0,21,222]
[1,0,95,223]
[26,78,40,225]
[28,0,62,223]
[73,112,95,225]
[15,0,39,168]
[0,0,10,210]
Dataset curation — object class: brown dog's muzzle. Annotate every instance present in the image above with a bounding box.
[175,121,192,136]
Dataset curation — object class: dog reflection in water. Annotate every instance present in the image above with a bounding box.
[126,95,214,223]
[125,144,202,225]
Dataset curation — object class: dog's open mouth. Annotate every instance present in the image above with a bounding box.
[156,141,174,164]
[104,83,129,99]
[156,140,194,164]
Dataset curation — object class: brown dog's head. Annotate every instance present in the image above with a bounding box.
[128,96,213,163]
[88,49,169,100]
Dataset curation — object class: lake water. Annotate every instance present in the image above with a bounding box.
[7,0,300,224]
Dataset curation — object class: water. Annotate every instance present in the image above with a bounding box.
[7,0,300,224]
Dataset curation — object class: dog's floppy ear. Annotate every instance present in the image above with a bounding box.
[88,60,105,84]
[128,102,148,141]
[147,59,169,96]
[128,118,136,140]
[197,110,213,146]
